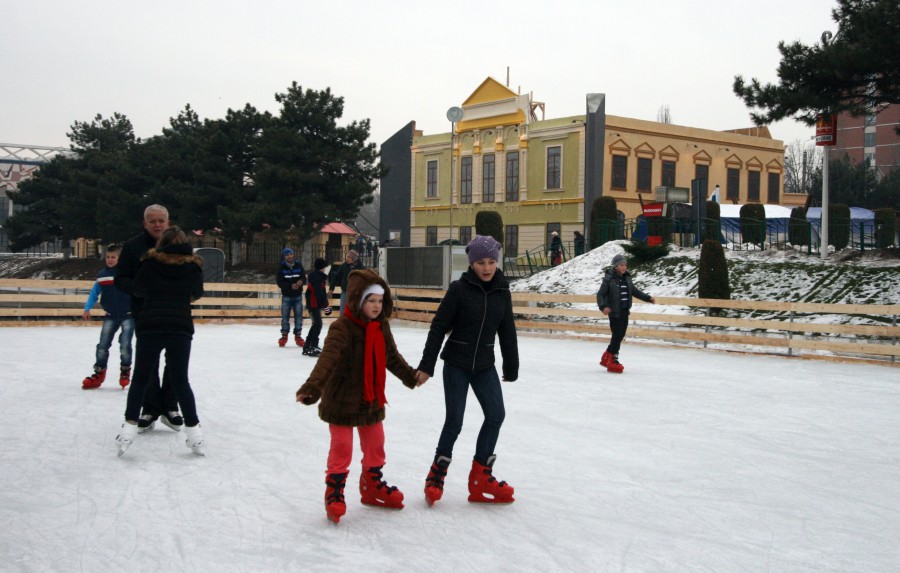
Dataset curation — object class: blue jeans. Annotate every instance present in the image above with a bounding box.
[281,296,303,335]
[436,363,506,465]
[95,315,134,369]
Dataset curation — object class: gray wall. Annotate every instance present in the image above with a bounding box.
[584,94,607,249]
[379,121,416,247]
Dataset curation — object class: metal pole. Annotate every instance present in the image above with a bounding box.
[449,123,454,243]
[821,146,829,259]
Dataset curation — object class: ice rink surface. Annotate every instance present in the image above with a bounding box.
[1,322,897,572]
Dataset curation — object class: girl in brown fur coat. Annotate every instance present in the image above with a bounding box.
[296,269,423,523]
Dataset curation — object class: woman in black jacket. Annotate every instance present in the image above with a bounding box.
[417,235,519,506]
[116,226,205,457]
[596,253,655,373]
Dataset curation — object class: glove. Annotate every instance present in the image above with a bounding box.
[323,306,332,316]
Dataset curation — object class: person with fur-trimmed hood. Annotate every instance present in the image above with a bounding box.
[416,235,519,507]
[296,269,422,524]
[596,253,655,373]
[115,226,205,458]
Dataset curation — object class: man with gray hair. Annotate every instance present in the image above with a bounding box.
[328,248,364,313]
[115,204,182,432]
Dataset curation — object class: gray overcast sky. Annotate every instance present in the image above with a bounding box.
[4,0,837,151]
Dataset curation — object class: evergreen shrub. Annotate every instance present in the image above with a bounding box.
[475,211,504,246]
[591,196,618,246]
[698,239,730,303]
[828,204,851,250]
[874,208,896,248]
[788,206,809,246]
[739,203,766,247]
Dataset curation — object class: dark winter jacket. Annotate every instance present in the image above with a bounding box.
[596,268,652,318]
[305,269,329,310]
[133,243,204,335]
[297,270,417,426]
[328,259,364,293]
[276,260,307,298]
[115,229,158,317]
[85,266,131,319]
[417,268,519,381]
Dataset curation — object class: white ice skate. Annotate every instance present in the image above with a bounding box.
[184,424,205,457]
[116,422,138,457]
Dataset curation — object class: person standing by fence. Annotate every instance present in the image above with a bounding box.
[276,248,307,348]
[329,249,364,313]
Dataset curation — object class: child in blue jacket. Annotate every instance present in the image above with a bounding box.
[82,245,134,389]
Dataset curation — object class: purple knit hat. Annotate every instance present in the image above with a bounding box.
[466,235,501,264]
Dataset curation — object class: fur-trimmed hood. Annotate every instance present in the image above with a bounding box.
[142,243,203,267]
[345,269,392,319]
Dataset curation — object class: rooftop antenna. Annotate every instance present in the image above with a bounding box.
[506,66,510,87]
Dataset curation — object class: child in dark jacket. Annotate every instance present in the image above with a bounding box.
[115,226,205,457]
[81,244,134,390]
[302,258,331,357]
[417,235,519,506]
[296,269,422,524]
[276,248,307,347]
[596,253,655,373]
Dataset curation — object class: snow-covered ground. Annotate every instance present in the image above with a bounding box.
[1,322,898,572]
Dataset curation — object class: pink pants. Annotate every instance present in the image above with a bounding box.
[326,422,386,475]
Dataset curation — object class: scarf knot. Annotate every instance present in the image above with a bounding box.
[343,304,387,406]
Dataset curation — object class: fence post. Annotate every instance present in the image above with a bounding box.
[704,307,710,349]
[787,310,794,357]
[893,313,897,365]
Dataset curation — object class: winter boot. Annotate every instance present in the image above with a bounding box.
[607,354,624,374]
[325,472,348,524]
[161,411,184,432]
[116,422,138,457]
[184,424,205,456]
[359,466,405,509]
[599,351,614,368]
[295,334,305,347]
[118,366,130,389]
[424,455,452,507]
[278,333,288,347]
[468,455,515,504]
[82,366,106,389]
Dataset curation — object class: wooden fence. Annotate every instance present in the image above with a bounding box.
[1,279,897,365]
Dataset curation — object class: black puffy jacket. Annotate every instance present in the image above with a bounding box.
[417,268,519,381]
[596,268,652,318]
[133,243,204,335]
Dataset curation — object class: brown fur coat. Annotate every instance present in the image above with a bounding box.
[296,269,417,426]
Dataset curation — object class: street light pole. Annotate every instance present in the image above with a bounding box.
[446,107,463,244]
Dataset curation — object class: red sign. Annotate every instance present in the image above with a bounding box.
[642,202,664,217]
[815,114,837,146]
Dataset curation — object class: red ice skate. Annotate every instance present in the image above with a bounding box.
[278,334,288,347]
[424,455,452,507]
[324,473,347,524]
[360,466,404,509]
[82,367,106,390]
[468,455,515,504]
[607,355,624,373]
[599,351,614,367]
[119,366,131,389]
[294,334,305,347]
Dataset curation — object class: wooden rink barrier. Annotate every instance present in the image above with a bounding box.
[1,279,898,365]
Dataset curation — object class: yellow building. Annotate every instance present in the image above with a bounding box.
[380,77,787,255]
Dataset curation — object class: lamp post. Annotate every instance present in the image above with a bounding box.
[447,107,463,243]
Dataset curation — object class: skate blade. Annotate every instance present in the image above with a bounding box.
[160,418,183,432]
[361,499,404,510]
[467,494,515,505]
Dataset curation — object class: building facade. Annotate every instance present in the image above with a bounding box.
[833,104,900,178]
[381,78,787,255]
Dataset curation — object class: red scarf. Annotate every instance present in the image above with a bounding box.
[343,304,387,407]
